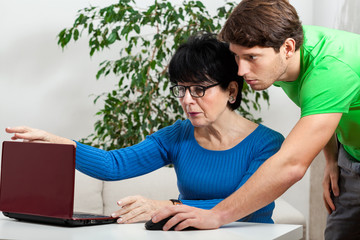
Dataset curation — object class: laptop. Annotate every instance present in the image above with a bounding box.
[0,141,117,226]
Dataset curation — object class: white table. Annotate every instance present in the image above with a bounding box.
[0,213,302,240]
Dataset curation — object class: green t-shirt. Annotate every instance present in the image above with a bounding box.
[274,25,360,161]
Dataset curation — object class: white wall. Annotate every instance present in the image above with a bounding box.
[0,0,326,229]
[0,0,117,142]
[314,0,360,34]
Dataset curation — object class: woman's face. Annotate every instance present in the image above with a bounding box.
[178,82,231,127]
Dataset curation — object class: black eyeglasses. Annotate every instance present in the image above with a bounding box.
[170,83,220,98]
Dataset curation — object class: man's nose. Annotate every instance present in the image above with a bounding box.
[237,60,249,77]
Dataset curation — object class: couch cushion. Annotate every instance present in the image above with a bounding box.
[73,170,104,215]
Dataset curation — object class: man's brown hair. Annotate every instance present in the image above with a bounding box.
[219,0,303,52]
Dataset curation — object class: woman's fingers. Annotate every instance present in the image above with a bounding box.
[111,195,168,224]
[5,126,76,146]
[6,126,45,141]
[6,126,30,133]
[118,206,148,223]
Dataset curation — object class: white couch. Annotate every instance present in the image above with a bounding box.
[73,167,306,238]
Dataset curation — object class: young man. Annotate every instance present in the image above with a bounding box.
[152,0,360,239]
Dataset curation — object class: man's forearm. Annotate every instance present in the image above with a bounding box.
[212,113,342,225]
[323,133,338,164]
[212,152,302,225]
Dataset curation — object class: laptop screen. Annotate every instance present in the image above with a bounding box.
[0,141,76,218]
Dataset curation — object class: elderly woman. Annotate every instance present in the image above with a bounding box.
[6,33,284,224]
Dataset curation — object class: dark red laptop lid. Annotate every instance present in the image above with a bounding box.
[0,141,76,218]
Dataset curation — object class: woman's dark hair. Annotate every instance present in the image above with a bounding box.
[219,0,303,52]
[168,32,243,110]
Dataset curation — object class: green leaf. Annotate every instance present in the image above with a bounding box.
[134,25,140,34]
[107,32,117,44]
[145,5,156,15]
[63,31,72,46]
[88,23,94,34]
[73,29,79,41]
[196,1,205,8]
[150,60,156,70]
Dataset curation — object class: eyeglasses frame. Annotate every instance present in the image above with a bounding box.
[170,83,220,98]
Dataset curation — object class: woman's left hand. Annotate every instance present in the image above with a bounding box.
[5,126,75,146]
[111,195,172,224]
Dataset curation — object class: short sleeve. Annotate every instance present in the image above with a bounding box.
[299,57,360,117]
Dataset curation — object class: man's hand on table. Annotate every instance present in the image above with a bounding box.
[151,205,222,231]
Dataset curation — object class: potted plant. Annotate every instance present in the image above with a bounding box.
[57,0,269,150]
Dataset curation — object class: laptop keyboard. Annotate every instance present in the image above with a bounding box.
[73,213,110,219]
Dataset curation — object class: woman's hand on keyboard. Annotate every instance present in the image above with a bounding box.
[111,195,173,224]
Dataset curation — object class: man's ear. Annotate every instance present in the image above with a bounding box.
[283,38,296,59]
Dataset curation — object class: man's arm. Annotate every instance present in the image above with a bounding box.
[152,112,342,230]
[213,113,342,225]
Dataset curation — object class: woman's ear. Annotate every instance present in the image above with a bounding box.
[228,81,238,102]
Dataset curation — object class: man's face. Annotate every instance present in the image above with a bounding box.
[229,43,288,91]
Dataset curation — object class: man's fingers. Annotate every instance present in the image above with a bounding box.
[166,213,194,231]
[153,205,194,231]
[330,175,340,196]
[323,189,335,213]
[175,218,196,231]
[323,195,332,214]
[152,205,181,223]
[152,206,220,231]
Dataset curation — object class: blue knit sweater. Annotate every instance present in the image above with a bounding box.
[75,119,284,223]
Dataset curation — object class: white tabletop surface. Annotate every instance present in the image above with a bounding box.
[0,213,302,240]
